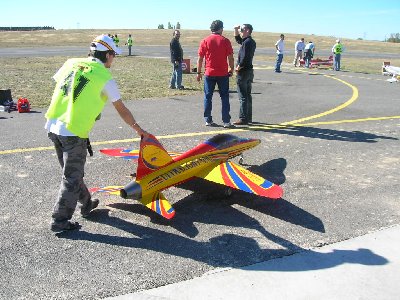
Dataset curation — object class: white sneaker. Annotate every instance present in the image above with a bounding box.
[223,123,233,128]
[205,122,217,127]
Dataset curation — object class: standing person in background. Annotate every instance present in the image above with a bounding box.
[274,34,285,73]
[45,34,149,232]
[113,34,119,48]
[304,41,315,68]
[169,30,184,90]
[332,39,344,71]
[293,37,305,67]
[196,20,235,128]
[233,24,256,126]
[126,34,133,56]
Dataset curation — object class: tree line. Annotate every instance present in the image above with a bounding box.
[0,26,55,31]
[386,33,400,43]
[158,22,180,30]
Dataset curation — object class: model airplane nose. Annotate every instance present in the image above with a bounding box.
[120,181,142,199]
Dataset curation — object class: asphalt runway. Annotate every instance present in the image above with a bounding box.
[0,53,399,299]
[1,45,399,60]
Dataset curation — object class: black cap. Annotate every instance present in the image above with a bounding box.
[210,20,224,32]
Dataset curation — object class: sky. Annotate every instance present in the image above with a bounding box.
[2,0,399,41]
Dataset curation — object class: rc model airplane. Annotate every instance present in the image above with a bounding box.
[91,134,283,219]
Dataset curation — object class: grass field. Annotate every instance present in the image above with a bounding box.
[0,29,399,107]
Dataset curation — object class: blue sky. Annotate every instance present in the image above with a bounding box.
[2,0,399,41]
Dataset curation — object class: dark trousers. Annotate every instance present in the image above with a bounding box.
[48,132,91,225]
[275,54,283,72]
[236,69,254,122]
[203,75,231,123]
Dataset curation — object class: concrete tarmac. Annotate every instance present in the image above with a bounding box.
[107,224,400,300]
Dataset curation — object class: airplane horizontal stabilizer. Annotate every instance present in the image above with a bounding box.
[100,148,140,160]
[140,191,175,219]
[197,161,283,199]
[100,148,182,161]
[89,186,123,195]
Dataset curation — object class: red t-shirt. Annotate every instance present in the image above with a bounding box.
[198,33,233,76]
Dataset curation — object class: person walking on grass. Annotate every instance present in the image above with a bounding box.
[45,34,149,233]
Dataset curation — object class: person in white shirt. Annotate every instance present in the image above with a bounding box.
[304,41,315,68]
[293,38,305,67]
[274,34,285,73]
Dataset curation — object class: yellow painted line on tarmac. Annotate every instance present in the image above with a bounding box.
[281,75,359,125]
[294,116,400,126]
[0,146,54,155]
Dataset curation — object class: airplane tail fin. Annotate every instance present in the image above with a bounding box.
[136,134,174,180]
[89,186,175,219]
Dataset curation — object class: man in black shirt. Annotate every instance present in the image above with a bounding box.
[233,24,256,125]
[169,30,184,90]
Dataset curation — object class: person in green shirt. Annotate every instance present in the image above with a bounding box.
[45,34,149,232]
[332,39,344,71]
[126,34,133,56]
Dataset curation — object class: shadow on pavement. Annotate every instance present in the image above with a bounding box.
[59,208,305,268]
[245,123,398,143]
[244,248,388,272]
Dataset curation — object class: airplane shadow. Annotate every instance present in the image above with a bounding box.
[59,208,303,267]
[244,123,398,143]
[59,209,386,270]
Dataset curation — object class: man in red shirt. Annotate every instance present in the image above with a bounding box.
[196,20,235,128]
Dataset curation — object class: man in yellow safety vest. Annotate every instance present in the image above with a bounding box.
[332,39,344,71]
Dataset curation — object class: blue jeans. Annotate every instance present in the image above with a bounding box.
[170,62,183,88]
[275,53,283,72]
[237,69,254,122]
[203,75,231,123]
[334,54,341,71]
